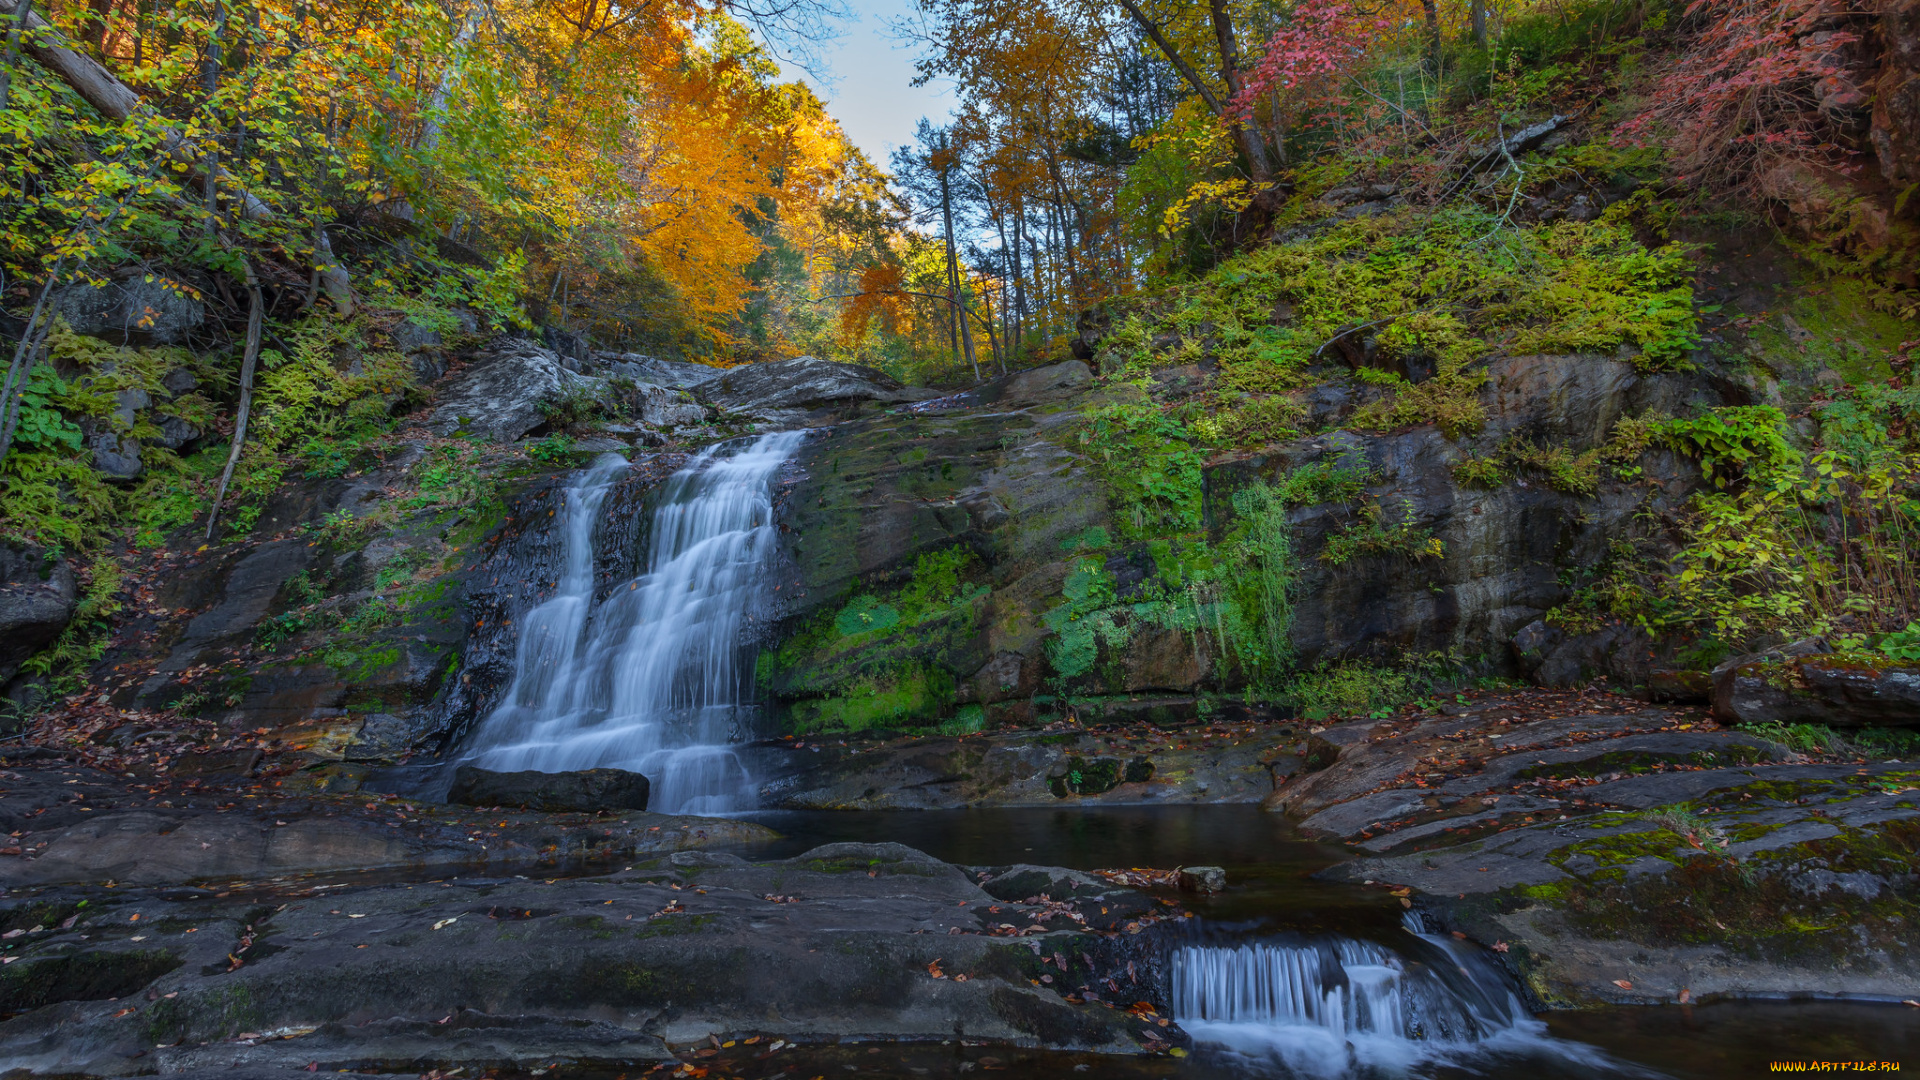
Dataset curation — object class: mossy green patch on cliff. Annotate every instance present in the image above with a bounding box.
[787,662,957,734]
[770,546,988,731]
[1096,201,1698,399]
[1738,278,1913,386]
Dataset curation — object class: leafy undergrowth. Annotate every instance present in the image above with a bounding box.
[1736,720,1920,762]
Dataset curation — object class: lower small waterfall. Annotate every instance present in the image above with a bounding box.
[457,431,805,813]
[1170,920,1648,1078]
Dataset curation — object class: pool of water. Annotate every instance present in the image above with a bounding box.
[712,805,1919,1080]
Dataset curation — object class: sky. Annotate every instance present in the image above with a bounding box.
[790,0,956,168]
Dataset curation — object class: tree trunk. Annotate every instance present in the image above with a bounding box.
[1206,0,1272,182]
[1114,0,1271,183]
[1422,0,1442,74]
[936,141,979,382]
[1011,208,1027,351]
[202,0,223,237]
[0,266,59,468]
[206,263,265,540]
[0,0,353,313]
[979,287,1005,375]
[0,0,31,115]
[1471,0,1488,47]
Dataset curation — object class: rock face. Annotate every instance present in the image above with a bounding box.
[754,722,1288,810]
[759,350,1718,735]
[1207,351,1714,680]
[1873,0,1920,183]
[761,361,1121,730]
[50,276,204,346]
[632,383,706,429]
[427,338,609,442]
[593,351,725,390]
[1713,644,1920,727]
[1272,691,1920,1006]
[0,546,75,689]
[85,429,143,479]
[447,765,651,812]
[697,356,934,422]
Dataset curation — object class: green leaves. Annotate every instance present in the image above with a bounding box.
[14,366,83,452]
[1079,397,1206,539]
[1658,406,1802,486]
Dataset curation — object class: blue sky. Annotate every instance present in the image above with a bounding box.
[790,0,955,168]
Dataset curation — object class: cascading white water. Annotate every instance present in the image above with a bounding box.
[458,431,805,813]
[1169,922,1648,1078]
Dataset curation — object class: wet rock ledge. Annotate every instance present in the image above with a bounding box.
[1281,691,1920,1007]
[0,766,1186,1078]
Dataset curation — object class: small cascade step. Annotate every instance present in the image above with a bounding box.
[457,432,806,813]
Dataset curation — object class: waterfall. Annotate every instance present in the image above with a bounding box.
[1169,920,1649,1078]
[457,431,805,814]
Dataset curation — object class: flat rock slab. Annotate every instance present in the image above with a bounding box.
[0,843,1176,1077]
[0,763,767,888]
[1266,692,1920,1006]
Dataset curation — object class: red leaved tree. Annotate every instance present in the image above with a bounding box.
[1616,0,1862,196]
[1233,2,1393,166]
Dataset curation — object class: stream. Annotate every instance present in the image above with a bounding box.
[724,806,1917,1080]
[423,443,1917,1079]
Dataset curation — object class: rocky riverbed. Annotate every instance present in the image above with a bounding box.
[0,758,1193,1077]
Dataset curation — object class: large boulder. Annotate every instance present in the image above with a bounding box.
[697,356,934,419]
[86,429,143,479]
[594,351,725,390]
[632,384,706,429]
[1713,642,1920,727]
[446,765,651,813]
[0,546,76,687]
[426,339,607,443]
[50,276,204,346]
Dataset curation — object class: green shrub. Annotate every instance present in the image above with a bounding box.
[1319,496,1444,564]
[1286,660,1436,720]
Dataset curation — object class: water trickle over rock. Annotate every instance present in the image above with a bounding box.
[455,432,805,812]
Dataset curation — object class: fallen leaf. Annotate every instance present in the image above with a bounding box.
[1613,980,1633,990]
[1491,941,1509,953]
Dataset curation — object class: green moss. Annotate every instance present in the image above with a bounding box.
[1513,747,1769,782]
[787,662,957,734]
[1100,202,1697,394]
[143,983,260,1044]
[1743,278,1914,386]
[323,643,403,684]
[1544,818,1920,961]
